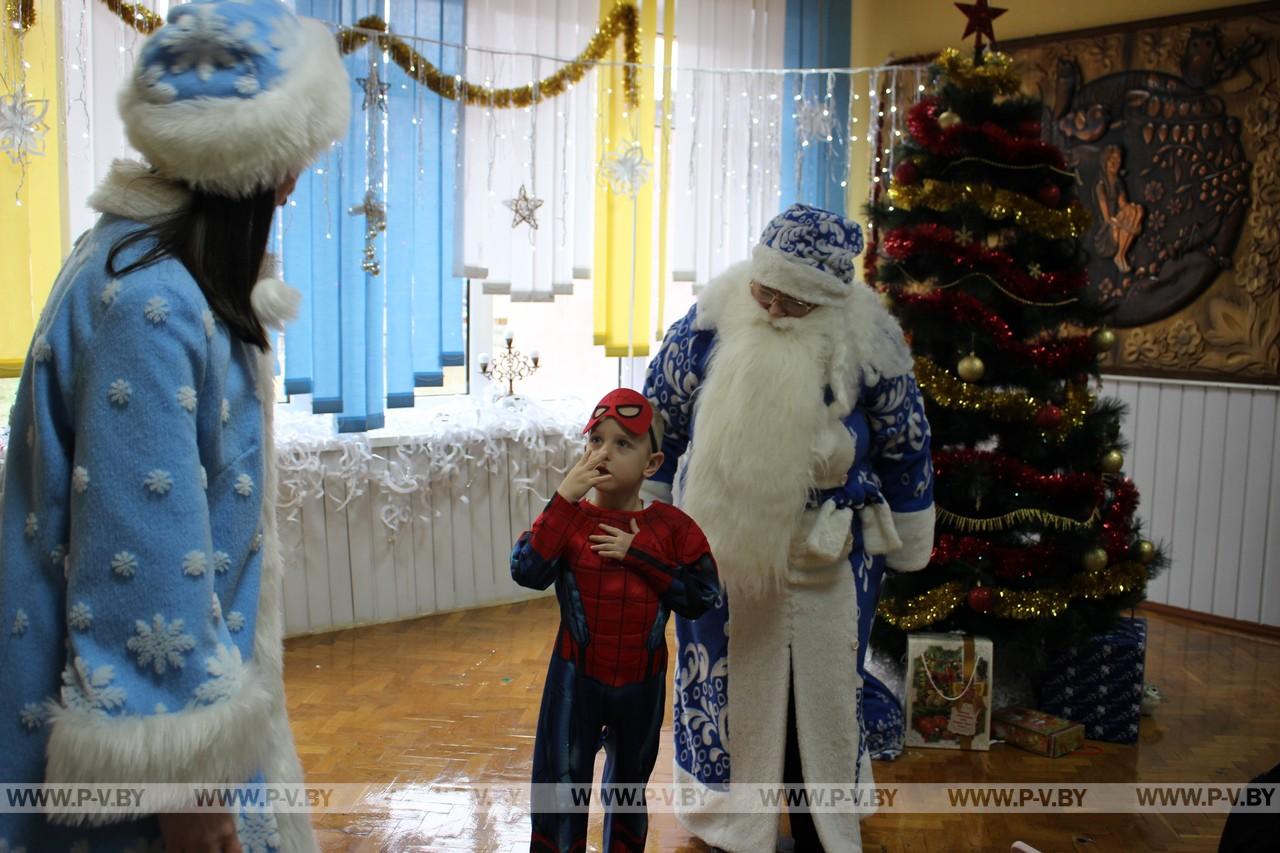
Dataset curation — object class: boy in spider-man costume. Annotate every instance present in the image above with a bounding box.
[512,388,721,853]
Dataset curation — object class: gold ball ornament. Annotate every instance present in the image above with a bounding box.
[1135,540,1156,563]
[957,354,986,383]
[1101,450,1125,474]
[1093,328,1117,353]
[1082,548,1109,573]
[937,110,962,129]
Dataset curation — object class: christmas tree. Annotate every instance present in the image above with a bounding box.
[865,25,1166,668]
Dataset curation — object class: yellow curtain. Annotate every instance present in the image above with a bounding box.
[1,2,68,378]
[593,0,658,358]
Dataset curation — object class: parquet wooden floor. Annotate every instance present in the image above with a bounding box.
[283,598,1280,852]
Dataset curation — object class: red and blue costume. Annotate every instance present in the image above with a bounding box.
[511,396,720,852]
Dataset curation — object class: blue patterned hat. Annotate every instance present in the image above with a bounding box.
[119,0,350,198]
[751,203,866,306]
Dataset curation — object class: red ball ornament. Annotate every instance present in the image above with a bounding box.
[894,160,920,186]
[1035,404,1064,429]
[967,586,994,613]
[1038,184,1062,208]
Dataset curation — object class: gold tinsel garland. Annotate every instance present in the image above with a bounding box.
[913,356,1095,441]
[937,505,1101,534]
[877,561,1149,630]
[933,47,1020,95]
[4,0,35,32]
[887,178,1093,240]
[98,0,641,110]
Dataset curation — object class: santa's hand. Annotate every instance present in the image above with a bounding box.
[557,447,610,502]
[590,518,641,561]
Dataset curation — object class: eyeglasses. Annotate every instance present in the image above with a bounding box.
[750,281,818,317]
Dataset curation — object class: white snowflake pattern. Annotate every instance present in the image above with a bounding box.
[176,386,198,413]
[19,702,46,731]
[155,4,264,81]
[194,644,246,705]
[72,465,90,494]
[235,811,281,853]
[112,551,139,578]
[68,601,94,631]
[23,512,37,538]
[143,297,169,325]
[108,379,133,407]
[211,593,223,623]
[102,280,121,306]
[234,474,254,497]
[221,398,231,425]
[794,98,837,147]
[49,543,67,568]
[182,550,208,578]
[11,609,29,635]
[144,470,174,495]
[202,309,216,338]
[213,551,231,574]
[127,614,196,675]
[226,611,245,633]
[136,63,177,104]
[250,531,263,553]
[31,335,51,364]
[597,139,653,198]
[60,657,127,713]
[234,75,261,95]
[0,83,49,164]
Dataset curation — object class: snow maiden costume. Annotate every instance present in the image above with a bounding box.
[0,2,348,849]
[643,205,935,852]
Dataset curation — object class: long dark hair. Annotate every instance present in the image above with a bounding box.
[107,186,277,350]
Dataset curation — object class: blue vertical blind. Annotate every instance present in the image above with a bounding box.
[282,0,466,432]
[779,0,852,215]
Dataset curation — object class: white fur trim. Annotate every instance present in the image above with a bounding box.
[791,503,854,569]
[119,19,350,198]
[859,501,903,556]
[885,505,936,572]
[251,278,302,330]
[88,159,191,223]
[43,664,275,825]
[751,244,848,306]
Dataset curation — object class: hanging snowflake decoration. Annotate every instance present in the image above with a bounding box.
[504,184,544,230]
[793,99,836,148]
[597,139,652,198]
[0,84,50,164]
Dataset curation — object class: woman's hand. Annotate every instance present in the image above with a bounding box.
[556,447,610,503]
[590,518,641,560]
[158,812,243,853]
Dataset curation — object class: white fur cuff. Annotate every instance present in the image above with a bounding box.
[44,663,275,826]
[751,245,849,307]
[885,505,936,572]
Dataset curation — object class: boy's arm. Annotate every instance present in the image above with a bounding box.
[623,517,720,619]
[510,493,586,590]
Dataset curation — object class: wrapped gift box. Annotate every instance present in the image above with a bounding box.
[993,706,1085,758]
[1038,616,1146,744]
[904,633,993,751]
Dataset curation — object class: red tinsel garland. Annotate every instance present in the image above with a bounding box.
[894,289,1096,372]
[1102,477,1140,560]
[906,99,1068,170]
[881,223,1086,302]
[934,448,1105,505]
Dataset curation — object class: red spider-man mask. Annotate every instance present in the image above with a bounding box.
[583,388,655,450]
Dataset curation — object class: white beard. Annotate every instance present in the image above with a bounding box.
[680,276,851,600]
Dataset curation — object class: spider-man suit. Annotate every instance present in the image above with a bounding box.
[512,492,720,853]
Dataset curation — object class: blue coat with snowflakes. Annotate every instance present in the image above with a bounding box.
[0,163,314,853]
[641,266,935,816]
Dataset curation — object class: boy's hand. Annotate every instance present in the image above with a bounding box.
[557,447,610,503]
[590,518,641,561]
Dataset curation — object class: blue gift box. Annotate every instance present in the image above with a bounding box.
[1038,617,1147,744]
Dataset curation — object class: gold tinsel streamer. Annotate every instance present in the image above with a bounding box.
[4,0,36,32]
[888,179,1093,240]
[98,0,641,110]
[913,356,1094,440]
[934,47,1020,95]
[877,561,1149,630]
[937,505,1100,534]
[888,264,1080,307]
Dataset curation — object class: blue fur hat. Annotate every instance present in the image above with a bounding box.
[120,0,350,198]
[751,203,866,306]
